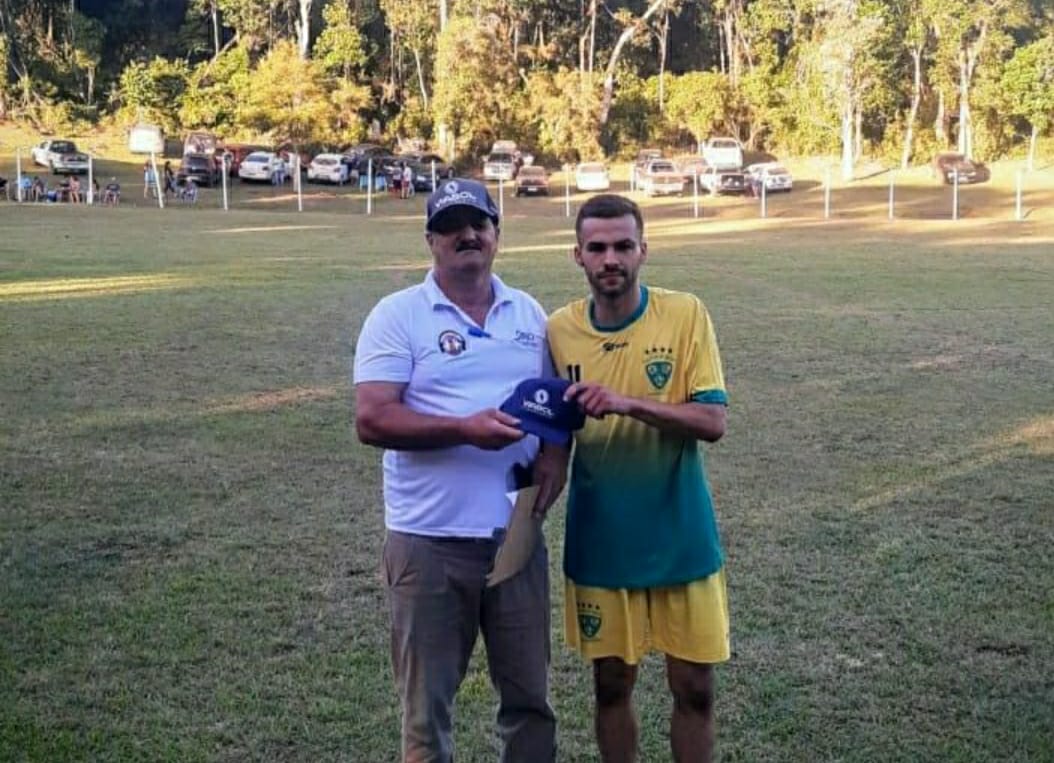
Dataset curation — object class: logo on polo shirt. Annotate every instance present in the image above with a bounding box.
[438,330,466,356]
[514,330,541,349]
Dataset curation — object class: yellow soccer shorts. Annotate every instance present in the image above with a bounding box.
[564,570,730,665]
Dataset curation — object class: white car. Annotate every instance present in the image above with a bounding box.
[638,160,685,197]
[31,140,90,175]
[238,152,287,182]
[575,162,610,192]
[483,152,518,182]
[701,137,744,171]
[745,163,794,192]
[307,153,350,184]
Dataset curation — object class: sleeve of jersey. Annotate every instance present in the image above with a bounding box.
[352,296,413,384]
[686,297,728,406]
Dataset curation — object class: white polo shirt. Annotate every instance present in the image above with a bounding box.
[353,270,549,538]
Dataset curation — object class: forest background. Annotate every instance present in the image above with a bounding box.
[2,0,1053,178]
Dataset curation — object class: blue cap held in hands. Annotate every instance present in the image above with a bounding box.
[500,378,586,444]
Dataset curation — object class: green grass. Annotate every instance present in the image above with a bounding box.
[2,190,1053,762]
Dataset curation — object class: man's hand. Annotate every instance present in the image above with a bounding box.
[531,444,570,518]
[565,381,632,419]
[460,409,525,450]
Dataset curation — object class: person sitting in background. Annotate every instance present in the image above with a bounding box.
[103,178,121,206]
[178,177,198,203]
[18,176,33,201]
[0,176,7,198]
[31,176,46,202]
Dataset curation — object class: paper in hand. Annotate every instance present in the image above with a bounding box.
[485,485,542,588]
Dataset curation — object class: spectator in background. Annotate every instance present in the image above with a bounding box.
[18,175,33,201]
[401,162,414,199]
[143,161,156,199]
[103,177,121,206]
[31,176,47,202]
[163,161,176,198]
[67,174,82,203]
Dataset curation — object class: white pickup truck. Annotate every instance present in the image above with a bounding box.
[31,139,90,175]
[700,137,744,171]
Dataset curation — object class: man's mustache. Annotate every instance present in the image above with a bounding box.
[456,239,482,251]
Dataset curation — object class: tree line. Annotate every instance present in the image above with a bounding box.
[1,0,1052,176]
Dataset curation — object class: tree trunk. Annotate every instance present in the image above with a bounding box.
[211,2,221,58]
[413,46,429,109]
[599,0,667,126]
[588,0,597,73]
[935,87,946,146]
[957,49,969,155]
[1028,123,1037,172]
[854,104,863,162]
[841,105,854,181]
[658,11,668,114]
[296,0,311,59]
[901,47,921,169]
[723,11,736,85]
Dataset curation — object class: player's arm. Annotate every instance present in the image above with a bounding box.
[565,382,726,443]
[530,441,570,517]
[355,381,525,451]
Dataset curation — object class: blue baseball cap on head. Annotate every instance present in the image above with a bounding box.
[426,178,500,231]
[500,378,586,444]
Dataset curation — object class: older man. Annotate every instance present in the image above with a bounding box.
[353,179,563,763]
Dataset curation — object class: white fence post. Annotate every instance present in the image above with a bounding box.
[564,169,570,218]
[499,178,504,217]
[760,177,768,219]
[16,149,23,202]
[150,151,164,209]
[295,155,303,212]
[952,170,959,221]
[366,159,373,216]
[693,172,700,219]
[87,155,94,205]
[221,156,230,211]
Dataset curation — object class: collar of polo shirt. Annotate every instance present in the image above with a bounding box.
[422,269,515,311]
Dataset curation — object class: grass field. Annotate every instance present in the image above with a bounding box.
[2,181,1053,762]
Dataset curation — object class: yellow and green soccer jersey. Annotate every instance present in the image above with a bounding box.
[547,285,727,589]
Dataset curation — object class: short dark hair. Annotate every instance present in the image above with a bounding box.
[575,194,644,242]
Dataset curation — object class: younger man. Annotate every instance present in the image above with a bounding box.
[548,194,730,763]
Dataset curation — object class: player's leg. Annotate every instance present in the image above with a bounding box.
[666,657,715,763]
[384,531,484,763]
[594,656,640,763]
[649,572,730,763]
[481,541,556,763]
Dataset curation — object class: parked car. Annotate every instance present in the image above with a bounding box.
[638,159,685,197]
[698,166,749,196]
[575,162,611,192]
[238,151,288,182]
[632,148,664,186]
[183,131,219,157]
[347,151,395,180]
[932,152,987,185]
[217,143,267,176]
[399,152,455,180]
[514,166,550,196]
[178,153,221,187]
[307,153,351,184]
[31,140,90,175]
[700,137,744,171]
[744,162,794,192]
[678,156,710,183]
[277,144,312,173]
[483,152,519,181]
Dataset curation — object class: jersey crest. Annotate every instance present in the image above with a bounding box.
[644,346,675,390]
[577,602,603,639]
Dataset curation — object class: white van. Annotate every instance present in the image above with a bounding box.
[701,137,744,171]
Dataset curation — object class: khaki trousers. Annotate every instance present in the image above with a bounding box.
[383,530,556,763]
